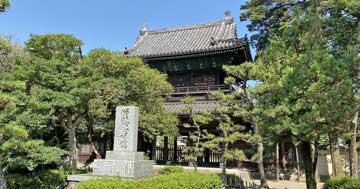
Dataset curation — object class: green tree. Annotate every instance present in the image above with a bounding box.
[241,0,360,182]
[205,92,247,180]
[0,39,66,189]
[24,34,83,171]
[222,64,269,187]
[181,97,211,172]
[253,8,358,189]
[75,49,177,160]
[240,0,310,50]
[0,0,9,13]
[21,36,176,173]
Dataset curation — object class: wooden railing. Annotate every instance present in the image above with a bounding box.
[172,84,231,95]
[155,146,220,166]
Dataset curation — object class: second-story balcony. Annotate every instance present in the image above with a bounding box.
[171,84,236,96]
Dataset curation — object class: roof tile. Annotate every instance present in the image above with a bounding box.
[129,19,246,58]
[164,100,220,115]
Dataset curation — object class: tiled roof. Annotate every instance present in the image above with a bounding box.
[164,100,220,115]
[129,17,246,58]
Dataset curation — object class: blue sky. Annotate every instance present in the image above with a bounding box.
[1,0,253,55]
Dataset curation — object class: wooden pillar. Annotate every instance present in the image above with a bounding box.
[163,136,169,163]
[204,148,210,164]
[173,137,178,164]
[151,136,157,163]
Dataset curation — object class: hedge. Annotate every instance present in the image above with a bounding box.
[78,172,223,189]
[324,177,360,189]
[158,166,185,175]
[7,168,68,189]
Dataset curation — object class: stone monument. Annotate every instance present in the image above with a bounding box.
[92,106,153,178]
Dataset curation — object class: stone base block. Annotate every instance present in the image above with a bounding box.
[93,159,153,178]
[106,151,144,160]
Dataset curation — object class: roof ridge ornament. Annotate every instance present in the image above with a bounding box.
[224,10,232,20]
[140,24,148,36]
[124,47,129,56]
[210,37,217,46]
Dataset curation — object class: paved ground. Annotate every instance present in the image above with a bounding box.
[154,165,324,189]
[252,180,324,189]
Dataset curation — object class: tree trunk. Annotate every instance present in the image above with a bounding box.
[193,125,202,172]
[257,141,268,187]
[294,143,301,182]
[173,138,178,164]
[0,169,6,189]
[242,82,267,187]
[329,134,344,177]
[220,141,228,183]
[221,159,227,182]
[194,161,198,172]
[163,136,169,163]
[302,141,317,189]
[253,123,268,187]
[349,111,358,177]
[276,143,280,182]
[87,124,101,159]
[281,141,287,172]
[68,126,77,171]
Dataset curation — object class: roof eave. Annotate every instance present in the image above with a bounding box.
[134,41,250,61]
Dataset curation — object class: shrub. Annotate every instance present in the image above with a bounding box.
[78,172,223,189]
[7,168,69,189]
[324,177,360,189]
[77,177,135,189]
[158,166,185,175]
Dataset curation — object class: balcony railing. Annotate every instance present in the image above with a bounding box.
[172,84,232,95]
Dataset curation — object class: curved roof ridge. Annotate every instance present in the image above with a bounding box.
[147,19,228,34]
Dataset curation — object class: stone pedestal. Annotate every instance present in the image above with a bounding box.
[92,106,153,178]
[93,151,152,178]
[93,159,153,178]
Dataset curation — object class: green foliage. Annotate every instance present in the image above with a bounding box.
[78,48,177,139]
[0,0,10,13]
[7,168,69,189]
[2,138,66,172]
[181,97,211,170]
[205,91,252,176]
[0,123,66,174]
[240,0,306,50]
[0,38,19,72]
[254,6,359,142]
[240,0,360,187]
[77,177,133,189]
[140,112,178,138]
[138,172,223,189]
[78,172,223,189]
[1,33,177,177]
[0,41,65,182]
[324,177,360,189]
[223,149,246,162]
[25,34,83,61]
[158,166,185,175]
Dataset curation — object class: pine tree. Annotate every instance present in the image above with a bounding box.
[182,97,211,172]
[0,0,10,13]
[253,10,358,189]
[205,92,248,181]
[0,39,66,189]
